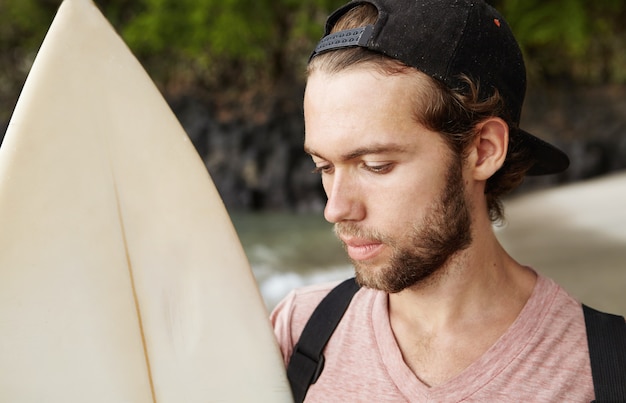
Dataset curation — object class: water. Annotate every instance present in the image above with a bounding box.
[230,212,354,309]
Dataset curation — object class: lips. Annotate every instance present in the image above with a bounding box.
[341,237,385,261]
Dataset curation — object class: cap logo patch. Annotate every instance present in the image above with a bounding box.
[494,18,501,27]
[312,25,374,56]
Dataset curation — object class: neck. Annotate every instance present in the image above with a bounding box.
[388,224,536,332]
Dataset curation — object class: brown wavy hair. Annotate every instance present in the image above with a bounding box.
[307,3,533,222]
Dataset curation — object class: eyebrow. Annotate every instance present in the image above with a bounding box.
[304,144,408,161]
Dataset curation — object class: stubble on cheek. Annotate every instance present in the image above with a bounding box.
[333,158,473,294]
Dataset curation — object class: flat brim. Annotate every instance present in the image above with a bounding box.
[518,129,570,175]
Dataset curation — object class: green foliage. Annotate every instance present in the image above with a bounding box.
[117,0,341,92]
[0,0,58,49]
[1,0,625,123]
[498,0,588,52]
[0,0,60,122]
[490,0,626,82]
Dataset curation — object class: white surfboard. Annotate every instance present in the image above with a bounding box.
[0,0,292,401]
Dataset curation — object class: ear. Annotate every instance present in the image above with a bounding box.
[469,117,508,181]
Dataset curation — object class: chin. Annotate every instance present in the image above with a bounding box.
[353,257,446,294]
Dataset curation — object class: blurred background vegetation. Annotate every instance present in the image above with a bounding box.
[2,0,625,124]
[1,0,626,211]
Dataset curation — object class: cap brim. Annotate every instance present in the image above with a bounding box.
[518,129,569,176]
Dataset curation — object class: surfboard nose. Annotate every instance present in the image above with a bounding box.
[0,0,292,401]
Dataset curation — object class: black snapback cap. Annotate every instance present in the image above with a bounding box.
[311,0,569,176]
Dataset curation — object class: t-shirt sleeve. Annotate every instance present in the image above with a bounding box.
[270,289,298,367]
[270,281,342,367]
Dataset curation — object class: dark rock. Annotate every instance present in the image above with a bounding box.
[1,84,624,212]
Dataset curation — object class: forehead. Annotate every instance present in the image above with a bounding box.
[303,67,441,157]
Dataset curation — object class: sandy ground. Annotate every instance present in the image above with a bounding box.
[496,171,626,317]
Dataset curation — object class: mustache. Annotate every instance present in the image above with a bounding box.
[334,222,389,244]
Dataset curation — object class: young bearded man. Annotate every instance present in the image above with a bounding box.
[271,0,625,401]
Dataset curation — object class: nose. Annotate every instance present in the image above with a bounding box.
[323,172,364,224]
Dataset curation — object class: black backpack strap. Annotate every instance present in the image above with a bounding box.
[287,277,361,403]
[582,304,626,402]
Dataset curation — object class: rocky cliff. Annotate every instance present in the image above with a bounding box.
[2,84,624,212]
[171,84,626,212]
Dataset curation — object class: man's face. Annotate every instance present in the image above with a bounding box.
[304,67,472,293]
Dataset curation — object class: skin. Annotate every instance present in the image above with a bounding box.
[304,66,538,387]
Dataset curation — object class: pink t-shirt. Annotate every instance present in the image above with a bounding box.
[271,273,594,402]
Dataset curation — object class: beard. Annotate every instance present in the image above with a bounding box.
[334,158,472,293]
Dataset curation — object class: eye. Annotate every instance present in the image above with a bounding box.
[312,164,334,175]
[363,162,393,174]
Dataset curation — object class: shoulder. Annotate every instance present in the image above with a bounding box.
[528,274,589,343]
[271,281,341,331]
[506,273,591,374]
[532,273,584,319]
[270,281,343,364]
[521,272,626,399]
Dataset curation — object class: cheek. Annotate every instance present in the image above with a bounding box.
[368,170,445,224]
[380,168,441,205]
[363,181,418,224]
